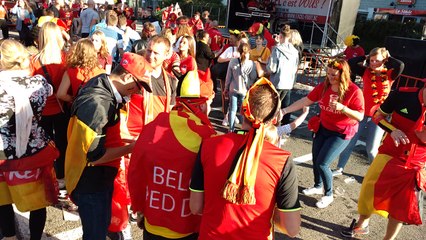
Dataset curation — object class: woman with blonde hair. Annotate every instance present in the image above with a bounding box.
[57,38,105,103]
[282,58,365,208]
[30,21,68,190]
[91,30,112,74]
[290,29,304,62]
[267,25,299,126]
[0,39,59,240]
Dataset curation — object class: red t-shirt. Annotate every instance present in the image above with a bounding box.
[68,67,106,97]
[307,82,364,139]
[98,54,113,70]
[344,46,365,60]
[191,133,297,240]
[71,3,81,18]
[163,52,181,75]
[179,56,196,75]
[100,121,124,168]
[31,53,67,116]
[126,94,144,137]
[206,27,223,52]
[59,9,73,29]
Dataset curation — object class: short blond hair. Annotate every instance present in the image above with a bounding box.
[0,39,30,70]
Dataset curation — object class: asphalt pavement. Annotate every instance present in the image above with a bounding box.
[5,43,425,239]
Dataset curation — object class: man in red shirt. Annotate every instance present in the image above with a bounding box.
[126,36,177,136]
[190,78,301,239]
[205,20,223,52]
[128,70,216,239]
[189,11,204,35]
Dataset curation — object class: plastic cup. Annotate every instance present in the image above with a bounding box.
[329,94,339,104]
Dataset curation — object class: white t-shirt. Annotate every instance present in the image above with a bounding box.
[219,46,239,60]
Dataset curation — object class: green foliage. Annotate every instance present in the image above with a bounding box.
[353,20,423,52]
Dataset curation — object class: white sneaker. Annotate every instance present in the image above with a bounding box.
[302,187,323,196]
[316,195,334,208]
[332,168,343,177]
[222,115,229,126]
[235,117,240,125]
[122,224,132,240]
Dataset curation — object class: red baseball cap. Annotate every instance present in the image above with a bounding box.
[120,52,153,92]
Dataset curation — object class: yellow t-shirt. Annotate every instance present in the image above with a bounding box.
[250,47,271,63]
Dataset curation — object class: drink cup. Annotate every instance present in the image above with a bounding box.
[329,94,339,104]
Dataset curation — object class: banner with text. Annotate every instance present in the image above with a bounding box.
[274,0,333,24]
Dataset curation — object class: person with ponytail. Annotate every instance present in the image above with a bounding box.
[190,78,301,239]
[224,42,258,132]
[282,58,364,208]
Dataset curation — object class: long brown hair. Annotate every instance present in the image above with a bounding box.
[180,35,195,57]
[322,58,351,101]
[238,42,250,63]
[91,30,109,61]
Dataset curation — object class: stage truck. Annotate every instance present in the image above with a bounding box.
[226,0,361,47]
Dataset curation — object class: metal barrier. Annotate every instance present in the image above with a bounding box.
[296,52,332,87]
[392,74,426,90]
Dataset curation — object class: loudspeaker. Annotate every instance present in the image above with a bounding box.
[385,36,426,78]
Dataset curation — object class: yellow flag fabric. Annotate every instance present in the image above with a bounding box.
[65,116,97,194]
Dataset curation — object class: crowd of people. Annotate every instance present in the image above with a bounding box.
[0,1,424,240]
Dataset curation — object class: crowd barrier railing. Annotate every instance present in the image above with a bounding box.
[296,52,332,87]
[392,74,426,90]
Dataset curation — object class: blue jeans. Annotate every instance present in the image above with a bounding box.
[277,89,291,125]
[337,116,385,169]
[312,126,350,196]
[71,189,113,240]
[228,92,244,131]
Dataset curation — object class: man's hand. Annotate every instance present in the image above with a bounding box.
[390,129,410,147]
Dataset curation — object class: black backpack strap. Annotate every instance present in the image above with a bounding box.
[38,58,56,92]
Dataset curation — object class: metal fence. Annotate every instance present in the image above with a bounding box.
[392,74,426,90]
[177,4,227,26]
[296,52,332,87]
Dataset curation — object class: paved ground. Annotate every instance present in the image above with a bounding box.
[5,42,425,239]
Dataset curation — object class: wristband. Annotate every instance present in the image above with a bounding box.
[378,119,397,133]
